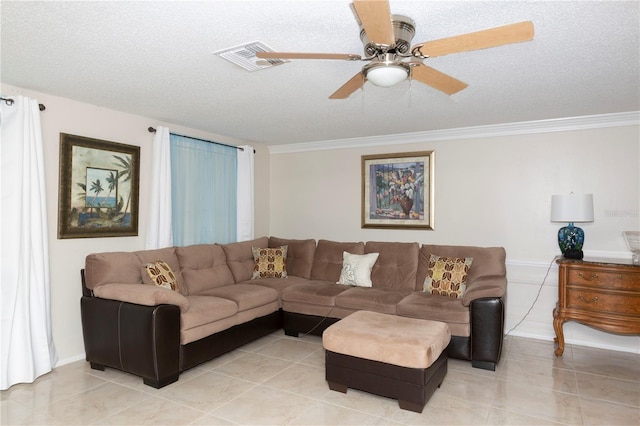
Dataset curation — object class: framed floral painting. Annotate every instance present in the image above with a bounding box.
[362,151,434,229]
[57,133,140,238]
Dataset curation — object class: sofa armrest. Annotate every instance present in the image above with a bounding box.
[93,283,189,312]
[462,275,507,306]
[81,296,181,388]
[470,297,505,370]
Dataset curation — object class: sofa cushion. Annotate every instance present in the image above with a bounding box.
[310,240,365,282]
[365,241,419,291]
[180,301,278,345]
[221,237,269,282]
[93,283,190,312]
[336,252,379,287]
[176,244,235,295]
[424,255,473,299]
[334,287,411,315]
[143,260,179,291]
[252,246,288,279]
[181,295,238,331]
[84,251,143,290]
[396,293,471,337]
[199,284,278,312]
[240,275,309,299]
[282,281,351,306]
[269,237,316,279]
[136,247,186,295]
[180,315,239,346]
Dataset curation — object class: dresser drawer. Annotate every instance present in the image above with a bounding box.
[567,288,640,316]
[567,268,640,290]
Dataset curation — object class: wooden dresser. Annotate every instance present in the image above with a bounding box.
[553,258,640,356]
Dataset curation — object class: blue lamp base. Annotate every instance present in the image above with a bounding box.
[558,222,585,259]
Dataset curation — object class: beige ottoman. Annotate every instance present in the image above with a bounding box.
[323,310,451,413]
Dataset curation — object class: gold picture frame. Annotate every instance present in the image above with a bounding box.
[57,133,140,238]
[362,151,435,229]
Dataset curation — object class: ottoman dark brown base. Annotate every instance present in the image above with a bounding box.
[326,349,448,413]
[322,311,451,413]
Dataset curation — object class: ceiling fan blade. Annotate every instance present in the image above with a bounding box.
[349,2,362,27]
[352,0,395,46]
[256,52,361,61]
[412,21,534,58]
[329,73,365,99]
[411,63,468,95]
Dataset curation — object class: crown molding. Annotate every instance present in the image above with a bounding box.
[268,111,640,155]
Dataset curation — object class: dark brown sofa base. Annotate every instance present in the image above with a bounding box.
[326,350,448,413]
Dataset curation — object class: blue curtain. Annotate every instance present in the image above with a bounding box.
[170,134,237,245]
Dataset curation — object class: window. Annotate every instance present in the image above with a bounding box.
[170,134,237,245]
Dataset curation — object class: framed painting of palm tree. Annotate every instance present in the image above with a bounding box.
[57,133,140,238]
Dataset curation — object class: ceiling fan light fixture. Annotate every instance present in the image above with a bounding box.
[363,61,410,87]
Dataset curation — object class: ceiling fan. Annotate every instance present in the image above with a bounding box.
[256,0,534,99]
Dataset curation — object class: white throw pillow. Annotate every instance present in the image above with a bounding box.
[336,251,379,287]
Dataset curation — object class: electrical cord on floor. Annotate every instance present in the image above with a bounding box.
[504,255,559,336]
[298,305,336,338]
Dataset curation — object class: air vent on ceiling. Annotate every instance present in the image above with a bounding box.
[214,41,288,72]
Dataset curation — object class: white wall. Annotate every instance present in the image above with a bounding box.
[269,120,640,354]
[1,83,270,364]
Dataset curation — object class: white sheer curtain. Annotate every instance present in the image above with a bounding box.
[1,95,57,390]
[145,126,173,249]
[236,145,254,241]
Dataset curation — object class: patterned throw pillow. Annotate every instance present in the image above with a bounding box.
[424,255,473,298]
[336,251,379,287]
[144,260,179,291]
[252,246,288,279]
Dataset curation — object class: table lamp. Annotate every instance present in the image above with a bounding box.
[550,193,594,259]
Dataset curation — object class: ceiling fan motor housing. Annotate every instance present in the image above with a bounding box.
[359,14,416,56]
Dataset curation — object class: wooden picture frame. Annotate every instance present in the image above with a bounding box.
[362,151,434,229]
[57,133,140,238]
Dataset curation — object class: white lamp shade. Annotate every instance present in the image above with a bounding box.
[550,193,594,223]
[366,65,409,87]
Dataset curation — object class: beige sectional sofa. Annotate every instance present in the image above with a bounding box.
[80,236,507,388]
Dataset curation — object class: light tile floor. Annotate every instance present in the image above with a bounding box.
[2,332,639,425]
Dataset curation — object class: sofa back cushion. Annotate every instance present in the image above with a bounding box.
[311,240,365,282]
[221,237,269,282]
[269,237,316,279]
[417,245,506,289]
[85,251,143,290]
[176,244,235,295]
[135,247,187,294]
[365,241,419,291]
[84,247,188,294]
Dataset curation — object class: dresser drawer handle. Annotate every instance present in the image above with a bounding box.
[578,273,598,281]
[578,295,599,304]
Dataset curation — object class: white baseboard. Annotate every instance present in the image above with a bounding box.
[54,353,85,368]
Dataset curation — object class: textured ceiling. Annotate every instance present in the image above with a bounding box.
[2,1,639,145]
